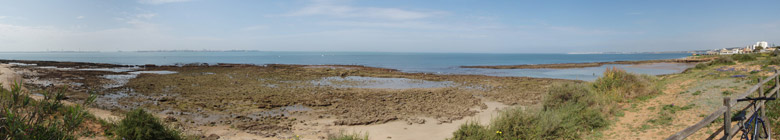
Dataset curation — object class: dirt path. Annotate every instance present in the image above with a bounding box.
[603,80,695,140]
[601,70,759,139]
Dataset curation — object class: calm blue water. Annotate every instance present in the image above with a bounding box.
[0,52,693,81]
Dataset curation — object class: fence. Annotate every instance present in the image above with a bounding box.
[667,70,780,140]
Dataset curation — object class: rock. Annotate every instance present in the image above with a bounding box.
[164,116,178,122]
[405,118,425,125]
[158,97,174,102]
[203,134,220,140]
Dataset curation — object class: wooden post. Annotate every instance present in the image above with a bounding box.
[724,97,732,140]
[759,77,764,97]
[776,70,779,98]
[760,78,766,123]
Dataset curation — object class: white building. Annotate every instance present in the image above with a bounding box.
[758,41,769,48]
[750,41,769,50]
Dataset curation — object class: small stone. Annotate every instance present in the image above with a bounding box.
[203,134,220,140]
[164,116,177,122]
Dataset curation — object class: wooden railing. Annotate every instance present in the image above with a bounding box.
[667,70,780,140]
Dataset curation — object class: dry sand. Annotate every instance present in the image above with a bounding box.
[281,100,510,140]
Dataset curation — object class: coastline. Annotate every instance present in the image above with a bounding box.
[460,57,713,69]
[0,59,572,139]
[0,56,709,139]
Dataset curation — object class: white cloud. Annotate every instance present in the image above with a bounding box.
[76,16,85,19]
[135,13,156,19]
[242,25,268,31]
[320,21,443,29]
[0,22,231,52]
[281,2,444,20]
[138,0,192,5]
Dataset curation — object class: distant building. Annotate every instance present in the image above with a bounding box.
[750,41,769,50]
[719,48,735,55]
[758,41,769,48]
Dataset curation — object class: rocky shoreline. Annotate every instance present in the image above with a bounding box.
[0,59,573,139]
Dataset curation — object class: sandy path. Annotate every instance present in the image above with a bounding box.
[601,78,699,139]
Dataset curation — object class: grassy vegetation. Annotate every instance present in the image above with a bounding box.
[711,56,736,65]
[0,83,92,140]
[731,54,758,62]
[765,56,780,65]
[592,67,659,101]
[451,68,657,140]
[647,104,695,126]
[0,82,186,140]
[765,98,780,138]
[114,109,183,140]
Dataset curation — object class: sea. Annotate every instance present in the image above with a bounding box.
[0,52,694,81]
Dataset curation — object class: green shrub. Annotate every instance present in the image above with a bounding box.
[543,83,593,110]
[452,68,659,140]
[766,56,780,65]
[115,109,182,140]
[731,54,757,62]
[451,122,491,140]
[592,67,658,101]
[694,62,709,69]
[452,104,607,140]
[452,83,609,140]
[0,82,91,140]
[710,56,735,65]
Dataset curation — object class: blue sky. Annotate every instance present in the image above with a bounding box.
[0,0,779,53]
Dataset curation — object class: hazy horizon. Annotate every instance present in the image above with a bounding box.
[1,0,779,53]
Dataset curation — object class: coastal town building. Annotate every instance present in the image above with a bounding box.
[715,41,774,55]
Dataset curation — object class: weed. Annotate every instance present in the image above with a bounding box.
[451,68,653,140]
[731,54,757,62]
[648,104,695,126]
[692,91,702,96]
[722,90,733,95]
[592,67,659,101]
[711,56,736,65]
[115,109,183,140]
[329,132,369,140]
